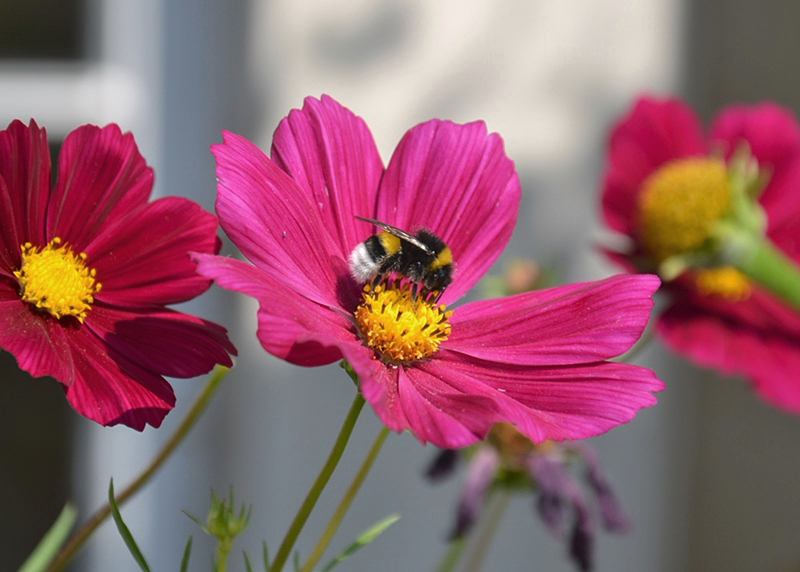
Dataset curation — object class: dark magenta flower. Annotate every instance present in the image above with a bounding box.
[0,120,236,429]
[195,95,662,448]
[601,96,800,411]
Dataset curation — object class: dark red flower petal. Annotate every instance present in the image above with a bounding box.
[88,196,220,306]
[0,120,51,264]
[47,124,153,250]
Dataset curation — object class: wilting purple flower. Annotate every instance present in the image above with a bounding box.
[428,423,630,571]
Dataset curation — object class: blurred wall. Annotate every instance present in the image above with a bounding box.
[4,1,800,571]
[683,2,800,571]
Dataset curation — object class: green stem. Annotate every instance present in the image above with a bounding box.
[47,366,230,572]
[463,492,510,572]
[216,539,231,572]
[269,393,366,572]
[299,427,391,572]
[726,231,800,311]
[435,536,466,572]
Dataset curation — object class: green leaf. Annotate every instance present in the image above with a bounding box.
[179,537,193,572]
[182,509,206,532]
[18,502,78,572]
[243,551,253,572]
[108,479,151,572]
[262,541,270,570]
[320,514,401,572]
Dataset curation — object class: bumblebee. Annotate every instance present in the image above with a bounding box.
[349,216,453,301]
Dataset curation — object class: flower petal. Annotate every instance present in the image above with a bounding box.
[0,284,76,385]
[710,103,800,173]
[0,120,51,266]
[425,449,460,481]
[601,97,706,238]
[447,275,659,365]
[0,285,176,429]
[657,289,800,412]
[87,197,220,306]
[375,119,521,304]
[85,304,235,378]
[62,325,176,429]
[761,158,800,260]
[270,95,384,258]
[421,351,662,445]
[567,443,631,532]
[710,103,800,232]
[526,453,571,535]
[193,254,351,365]
[47,124,153,249]
[354,356,504,447]
[452,447,498,538]
[212,131,353,310]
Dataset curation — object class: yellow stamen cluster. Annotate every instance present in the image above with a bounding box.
[637,158,731,262]
[354,279,452,364]
[692,266,751,301]
[14,238,101,322]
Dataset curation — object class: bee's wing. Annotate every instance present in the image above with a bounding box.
[354,216,433,254]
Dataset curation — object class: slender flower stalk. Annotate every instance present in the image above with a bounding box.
[46,367,229,572]
[435,536,467,572]
[719,226,800,311]
[462,492,510,572]
[269,393,366,572]
[299,427,390,572]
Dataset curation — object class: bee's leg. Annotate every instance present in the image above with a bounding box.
[370,273,383,292]
[411,282,419,303]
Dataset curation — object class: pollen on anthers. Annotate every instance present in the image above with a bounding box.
[14,238,101,323]
[354,278,452,365]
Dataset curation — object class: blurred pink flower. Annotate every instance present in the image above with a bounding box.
[601,96,800,411]
[0,120,235,429]
[196,95,662,448]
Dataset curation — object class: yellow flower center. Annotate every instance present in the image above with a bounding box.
[692,266,751,301]
[636,158,731,263]
[14,238,101,322]
[354,279,452,364]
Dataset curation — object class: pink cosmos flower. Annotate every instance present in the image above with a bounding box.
[195,95,662,449]
[601,96,800,412]
[0,120,236,430]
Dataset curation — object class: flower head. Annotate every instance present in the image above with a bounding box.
[601,97,800,411]
[195,95,662,448]
[0,120,236,429]
[427,424,630,571]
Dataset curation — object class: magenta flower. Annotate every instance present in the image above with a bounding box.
[0,120,236,430]
[601,96,800,412]
[195,95,662,448]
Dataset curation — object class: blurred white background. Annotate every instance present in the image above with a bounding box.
[3,0,800,570]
